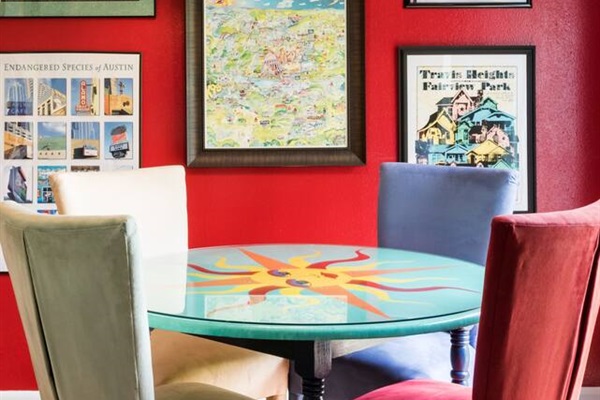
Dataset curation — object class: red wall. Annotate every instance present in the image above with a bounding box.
[1,0,599,390]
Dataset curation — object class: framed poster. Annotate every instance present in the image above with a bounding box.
[0,0,155,17]
[186,0,365,167]
[399,46,535,213]
[0,52,141,272]
[405,0,531,7]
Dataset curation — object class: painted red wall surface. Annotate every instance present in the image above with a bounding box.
[1,0,599,390]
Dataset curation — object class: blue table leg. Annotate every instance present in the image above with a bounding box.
[450,327,471,386]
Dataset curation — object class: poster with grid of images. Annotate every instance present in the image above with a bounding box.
[0,52,141,271]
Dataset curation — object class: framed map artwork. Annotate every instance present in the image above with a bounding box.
[186,0,365,167]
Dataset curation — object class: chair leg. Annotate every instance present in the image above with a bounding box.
[450,327,471,386]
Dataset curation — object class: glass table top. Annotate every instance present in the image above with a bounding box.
[144,244,484,339]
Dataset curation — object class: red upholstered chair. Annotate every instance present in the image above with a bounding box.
[355,199,600,400]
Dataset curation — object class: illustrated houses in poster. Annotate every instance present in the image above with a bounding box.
[415,89,519,171]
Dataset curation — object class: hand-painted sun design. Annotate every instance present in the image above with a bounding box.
[187,247,477,319]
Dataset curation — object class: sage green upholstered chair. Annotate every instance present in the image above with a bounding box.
[48,166,288,400]
[0,201,253,400]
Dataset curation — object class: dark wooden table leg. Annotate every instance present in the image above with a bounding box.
[191,336,333,399]
[293,341,332,400]
[450,327,471,386]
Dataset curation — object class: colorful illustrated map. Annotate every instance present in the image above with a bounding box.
[204,0,348,149]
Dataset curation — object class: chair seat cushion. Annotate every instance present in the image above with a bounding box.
[151,330,289,399]
[289,332,474,400]
[354,379,472,400]
[155,382,254,400]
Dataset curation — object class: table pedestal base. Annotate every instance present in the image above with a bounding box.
[198,332,471,398]
[293,341,331,400]
[300,378,325,400]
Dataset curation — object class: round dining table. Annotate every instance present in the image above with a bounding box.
[144,244,484,400]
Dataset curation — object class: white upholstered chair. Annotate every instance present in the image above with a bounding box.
[0,201,254,400]
[49,166,289,400]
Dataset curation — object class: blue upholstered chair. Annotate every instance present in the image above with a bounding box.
[0,201,253,400]
[290,162,518,399]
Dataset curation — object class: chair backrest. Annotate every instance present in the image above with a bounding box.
[49,165,187,259]
[378,162,518,265]
[0,201,155,399]
[473,200,600,400]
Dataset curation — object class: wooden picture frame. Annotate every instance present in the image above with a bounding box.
[399,46,536,212]
[186,0,365,167]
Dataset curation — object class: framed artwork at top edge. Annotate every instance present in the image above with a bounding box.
[404,0,531,8]
[399,46,535,213]
[0,0,155,17]
[186,0,365,168]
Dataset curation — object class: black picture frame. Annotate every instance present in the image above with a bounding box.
[405,0,531,8]
[399,46,536,212]
[186,0,365,167]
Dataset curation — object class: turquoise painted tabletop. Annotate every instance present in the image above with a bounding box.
[145,244,484,340]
